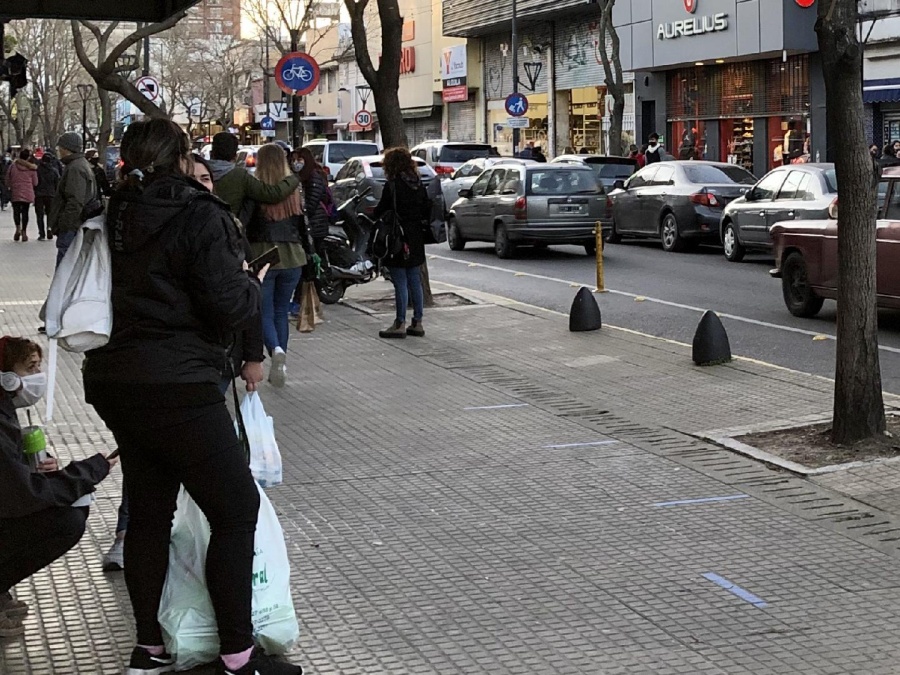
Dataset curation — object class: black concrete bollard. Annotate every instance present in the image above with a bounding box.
[569,287,602,332]
[692,310,732,366]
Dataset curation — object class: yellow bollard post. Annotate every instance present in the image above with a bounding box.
[594,222,608,293]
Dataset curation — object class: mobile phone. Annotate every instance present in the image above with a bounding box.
[107,448,121,460]
[248,247,280,274]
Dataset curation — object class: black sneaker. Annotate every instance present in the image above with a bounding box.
[124,646,176,675]
[217,647,302,675]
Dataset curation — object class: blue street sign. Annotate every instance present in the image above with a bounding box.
[260,116,276,131]
[505,92,529,117]
[275,51,320,97]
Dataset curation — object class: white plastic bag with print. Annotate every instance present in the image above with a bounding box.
[239,392,283,488]
[158,484,300,671]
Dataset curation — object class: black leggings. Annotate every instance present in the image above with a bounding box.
[12,201,30,229]
[0,507,88,594]
[92,399,260,653]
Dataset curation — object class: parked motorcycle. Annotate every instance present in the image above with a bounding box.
[316,187,380,304]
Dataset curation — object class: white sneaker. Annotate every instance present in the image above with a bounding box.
[102,538,124,572]
[269,350,286,388]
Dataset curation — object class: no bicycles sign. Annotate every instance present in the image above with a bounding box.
[274,52,320,97]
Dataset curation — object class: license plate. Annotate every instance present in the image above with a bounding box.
[556,205,583,214]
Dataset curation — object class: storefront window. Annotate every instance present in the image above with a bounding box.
[723,118,754,172]
[489,94,548,157]
[670,120,708,160]
[569,87,600,154]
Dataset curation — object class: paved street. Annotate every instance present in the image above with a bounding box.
[8,209,900,674]
[427,241,900,394]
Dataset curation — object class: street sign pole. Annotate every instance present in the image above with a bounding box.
[511,0,519,156]
[290,28,301,149]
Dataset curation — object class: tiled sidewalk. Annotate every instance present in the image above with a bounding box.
[5,210,900,673]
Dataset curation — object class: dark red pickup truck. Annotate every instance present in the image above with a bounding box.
[770,166,900,317]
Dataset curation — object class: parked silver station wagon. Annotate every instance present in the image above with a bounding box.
[447,164,605,258]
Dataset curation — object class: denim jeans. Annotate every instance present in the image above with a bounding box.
[389,265,424,323]
[55,230,77,268]
[261,267,303,355]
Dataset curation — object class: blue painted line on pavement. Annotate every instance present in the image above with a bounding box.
[543,440,620,449]
[464,403,530,410]
[702,572,768,608]
[652,494,749,507]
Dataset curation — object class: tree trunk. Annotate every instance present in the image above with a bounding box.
[816,0,886,445]
[97,88,112,161]
[597,0,626,157]
[420,262,434,307]
[608,95,625,157]
[373,85,408,149]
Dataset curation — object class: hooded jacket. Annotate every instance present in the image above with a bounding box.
[48,153,96,235]
[6,159,38,203]
[82,175,261,394]
[208,159,300,219]
[0,393,109,520]
[36,155,62,198]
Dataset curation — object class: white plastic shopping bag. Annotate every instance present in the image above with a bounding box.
[158,484,300,671]
[240,392,283,488]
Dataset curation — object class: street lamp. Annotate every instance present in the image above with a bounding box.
[76,83,94,151]
[356,83,372,110]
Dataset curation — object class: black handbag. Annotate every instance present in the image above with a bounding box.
[372,182,406,260]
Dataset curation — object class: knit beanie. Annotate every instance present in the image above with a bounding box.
[56,132,83,154]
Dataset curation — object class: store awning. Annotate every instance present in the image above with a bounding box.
[864,78,900,104]
[1,1,200,21]
[401,106,437,120]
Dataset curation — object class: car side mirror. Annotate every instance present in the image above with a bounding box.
[459,188,473,198]
[613,179,626,191]
[745,189,756,201]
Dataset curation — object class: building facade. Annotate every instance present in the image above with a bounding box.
[183,0,242,40]
[612,0,824,176]
[861,0,900,149]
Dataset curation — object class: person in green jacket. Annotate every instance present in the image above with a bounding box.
[207,133,299,220]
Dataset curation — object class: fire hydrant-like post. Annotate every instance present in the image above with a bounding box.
[595,222,607,293]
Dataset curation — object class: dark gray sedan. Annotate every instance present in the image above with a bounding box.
[609,161,757,252]
[719,163,837,262]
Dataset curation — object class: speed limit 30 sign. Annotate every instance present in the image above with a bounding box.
[354,109,373,129]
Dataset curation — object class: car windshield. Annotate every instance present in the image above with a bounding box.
[683,164,757,185]
[528,170,598,195]
[585,160,636,180]
[438,144,493,163]
[328,143,379,163]
[823,169,837,193]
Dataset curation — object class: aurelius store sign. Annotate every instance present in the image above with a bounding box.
[658,0,728,40]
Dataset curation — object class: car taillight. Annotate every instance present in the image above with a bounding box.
[246,155,256,167]
[828,198,838,219]
[690,190,719,207]
[435,164,454,176]
[606,196,613,209]
[514,196,527,220]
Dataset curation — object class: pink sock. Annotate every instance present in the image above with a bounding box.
[221,647,254,670]
[138,645,165,656]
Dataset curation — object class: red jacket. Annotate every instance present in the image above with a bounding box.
[6,160,38,204]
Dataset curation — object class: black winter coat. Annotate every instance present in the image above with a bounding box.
[374,175,431,269]
[83,175,261,390]
[302,171,331,240]
[0,394,109,520]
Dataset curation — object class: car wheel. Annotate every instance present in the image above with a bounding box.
[494,223,516,259]
[781,252,825,318]
[606,219,622,244]
[316,277,346,305]
[448,219,466,251]
[660,212,686,252]
[722,221,746,263]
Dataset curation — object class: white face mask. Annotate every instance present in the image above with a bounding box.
[1,371,47,408]
[292,161,305,173]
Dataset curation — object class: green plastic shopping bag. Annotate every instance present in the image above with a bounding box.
[158,484,300,670]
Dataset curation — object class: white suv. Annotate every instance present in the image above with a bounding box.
[410,140,497,178]
[304,140,380,181]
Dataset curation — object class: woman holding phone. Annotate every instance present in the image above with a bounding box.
[83,120,300,675]
[246,144,311,388]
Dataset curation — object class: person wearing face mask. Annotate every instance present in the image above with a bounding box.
[644,133,663,165]
[0,336,116,638]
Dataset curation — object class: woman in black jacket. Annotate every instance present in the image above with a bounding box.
[82,120,299,675]
[373,147,431,339]
[294,147,329,330]
[0,337,114,639]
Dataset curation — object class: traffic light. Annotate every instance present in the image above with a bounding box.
[1,53,28,96]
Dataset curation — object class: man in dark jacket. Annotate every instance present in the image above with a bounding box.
[645,133,663,165]
[49,132,97,266]
[34,152,61,241]
[207,132,299,219]
[0,336,113,637]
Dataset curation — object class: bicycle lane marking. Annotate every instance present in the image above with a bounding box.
[427,253,900,356]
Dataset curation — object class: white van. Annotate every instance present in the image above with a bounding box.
[304,140,380,181]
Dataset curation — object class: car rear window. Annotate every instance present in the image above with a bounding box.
[528,170,598,195]
[328,143,378,163]
[369,161,435,182]
[823,169,837,193]
[438,144,493,163]
[683,164,756,185]
[584,159,636,180]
